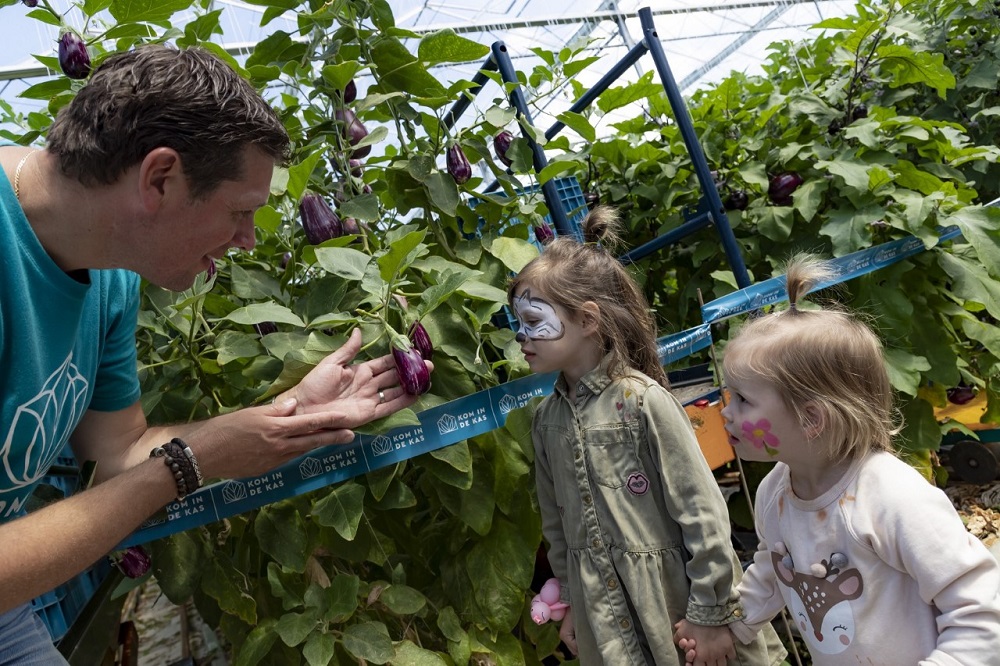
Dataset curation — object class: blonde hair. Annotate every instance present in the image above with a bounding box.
[722,255,898,461]
[507,206,669,388]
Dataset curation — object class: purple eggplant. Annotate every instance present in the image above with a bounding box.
[343,79,357,104]
[280,251,292,269]
[22,0,39,6]
[767,172,803,206]
[342,217,361,235]
[299,193,343,245]
[112,545,151,579]
[393,345,431,395]
[335,108,370,159]
[947,385,976,405]
[724,190,749,211]
[533,222,555,246]
[408,322,433,360]
[447,144,472,184]
[58,32,91,80]
[493,130,514,167]
[254,322,278,337]
[206,258,217,279]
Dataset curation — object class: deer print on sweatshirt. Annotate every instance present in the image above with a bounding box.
[771,550,864,655]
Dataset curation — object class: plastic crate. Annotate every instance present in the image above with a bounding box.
[469,176,589,331]
[29,446,111,643]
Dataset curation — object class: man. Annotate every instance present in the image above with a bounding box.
[0,45,425,661]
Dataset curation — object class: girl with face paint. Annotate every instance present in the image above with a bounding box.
[678,256,1000,665]
[507,207,785,666]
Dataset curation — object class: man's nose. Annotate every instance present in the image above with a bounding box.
[233,219,257,251]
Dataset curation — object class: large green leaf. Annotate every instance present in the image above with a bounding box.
[222,303,305,327]
[109,0,190,23]
[315,247,372,281]
[391,641,449,665]
[341,621,395,664]
[232,619,279,666]
[275,609,320,647]
[417,30,490,65]
[303,631,337,666]
[150,531,204,604]
[313,482,366,540]
[371,37,447,98]
[379,584,427,615]
[256,501,310,572]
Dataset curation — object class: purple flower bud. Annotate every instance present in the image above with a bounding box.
[58,32,91,80]
[533,222,554,245]
[392,345,431,395]
[113,545,151,579]
[408,322,433,360]
[493,130,514,167]
[299,193,343,245]
[446,144,472,185]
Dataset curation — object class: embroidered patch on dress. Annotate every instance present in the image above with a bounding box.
[626,472,649,495]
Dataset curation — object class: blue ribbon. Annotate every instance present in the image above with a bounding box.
[700,226,962,323]
[122,228,949,546]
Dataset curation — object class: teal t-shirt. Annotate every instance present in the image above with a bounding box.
[0,154,141,521]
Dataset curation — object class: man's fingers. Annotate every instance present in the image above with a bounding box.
[324,328,362,365]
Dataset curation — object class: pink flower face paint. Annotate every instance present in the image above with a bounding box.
[743,418,780,456]
[512,289,565,342]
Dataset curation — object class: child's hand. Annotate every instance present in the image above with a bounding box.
[673,619,734,666]
[559,607,578,656]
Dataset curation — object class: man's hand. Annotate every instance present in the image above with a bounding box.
[284,328,431,425]
[559,607,578,656]
[673,619,735,666]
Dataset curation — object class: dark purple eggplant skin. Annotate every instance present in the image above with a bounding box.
[58,32,91,80]
[114,546,151,579]
[22,0,39,6]
[343,79,357,104]
[280,251,292,269]
[408,322,433,360]
[335,108,371,159]
[393,345,431,395]
[767,172,803,205]
[947,385,976,405]
[254,322,278,337]
[494,130,514,167]
[724,190,749,211]
[447,144,472,184]
[533,222,555,245]
[299,193,343,244]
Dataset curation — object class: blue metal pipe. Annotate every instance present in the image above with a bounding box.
[619,212,712,265]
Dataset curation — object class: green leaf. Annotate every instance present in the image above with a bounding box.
[315,247,371,280]
[313,482,366,540]
[267,562,308,611]
[150,531,204,604]
[370,37,447,98]
[430,440,472,472]
[816,157,871,192]
[884,347,931,397]
[223,303,305,328]
[456,281,509,303]
[109,0,191,23]
[256,502,311,572]
[339,193,381,222]
[18,78,73,101]
[324,574,361,623]
[232,619,279,666]
[275,610,320,647]
[254,205,284,234]
[939,253,1000,317]
[425,171,459,216]
[755,206,794,242]
[379,584,427,615]
[821,205,877,256]
[341,621,395,664]
[215,331,264,366]
[596,72,662,113]
[303,631,337,666]
[945,206,1000,276]
[81,0,114,15]
[378,230,426,282]
[321,62,361,92]
[487,237,538,273]
[878,45,955,98]
[288,150,326,202]
[899,397,941,455]
[894,160,945,196]
[791,178,828,223]
[436,606,466,643]
[554,111,596,143]
[202,555,257,625]
[391,641,449,665]
[417,30,490,65]
[537,158,579,186]
[25,8,62,27]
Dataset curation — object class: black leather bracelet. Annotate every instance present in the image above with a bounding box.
[150,438,203,500]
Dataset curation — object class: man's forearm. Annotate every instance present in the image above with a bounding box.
[0,458,176,613]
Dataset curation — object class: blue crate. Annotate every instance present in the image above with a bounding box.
[468,176,589,331]
[29,446,111,643]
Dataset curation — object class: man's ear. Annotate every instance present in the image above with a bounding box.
[802,402,826,439]
[580,301,600,335]
[138,148,182,212]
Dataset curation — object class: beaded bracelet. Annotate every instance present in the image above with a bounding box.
[150,438,203,500]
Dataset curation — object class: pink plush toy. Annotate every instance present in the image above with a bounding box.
[530,577,570,625]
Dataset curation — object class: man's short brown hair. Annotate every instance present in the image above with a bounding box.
[47,45,289,199]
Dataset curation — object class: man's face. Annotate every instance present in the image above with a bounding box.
[149,146,273,291]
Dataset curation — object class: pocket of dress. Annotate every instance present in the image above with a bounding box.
[585,425,641,489]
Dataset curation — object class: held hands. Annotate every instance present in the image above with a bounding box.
[673,619,735,666]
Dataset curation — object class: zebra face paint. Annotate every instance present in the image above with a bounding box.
[512,289,565,343]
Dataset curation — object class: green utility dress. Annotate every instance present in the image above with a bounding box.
[532,360,785,665]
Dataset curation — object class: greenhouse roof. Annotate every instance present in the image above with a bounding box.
[1,0,855,135]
